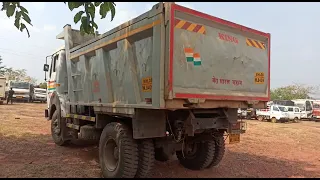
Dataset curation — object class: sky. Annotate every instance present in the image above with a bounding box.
[0,2,319,90]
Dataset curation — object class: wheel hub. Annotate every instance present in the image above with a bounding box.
[104,138,119,172]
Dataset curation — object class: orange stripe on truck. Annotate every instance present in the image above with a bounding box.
[246,38,266,50]
[175,19,206,35]
[184,48,194,53]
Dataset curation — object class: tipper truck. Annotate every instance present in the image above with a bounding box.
[43,2,270,178]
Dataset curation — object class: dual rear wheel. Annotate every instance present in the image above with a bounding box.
[51,111,226,178]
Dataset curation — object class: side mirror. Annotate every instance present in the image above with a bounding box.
[43,64,49,72]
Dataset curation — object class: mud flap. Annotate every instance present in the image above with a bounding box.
[227,121,247,144]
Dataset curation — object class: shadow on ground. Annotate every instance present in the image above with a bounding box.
[0,133,318,178]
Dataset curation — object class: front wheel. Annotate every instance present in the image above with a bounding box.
[99,122,139,178]
[51,110,70,146]
[270,117,277,123]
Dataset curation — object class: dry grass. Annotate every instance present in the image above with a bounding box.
[0,103,319,178]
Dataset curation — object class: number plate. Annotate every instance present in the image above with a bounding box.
[16,96,23,98]
[229,134,240,144]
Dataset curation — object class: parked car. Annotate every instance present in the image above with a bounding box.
[256,105,289,123]
[285,106,301,122]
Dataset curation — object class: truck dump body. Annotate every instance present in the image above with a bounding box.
[64,3,270,111]
[169,5,270,101]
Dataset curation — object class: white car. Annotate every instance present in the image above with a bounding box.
[32,88,47,103]
[285,106,301,122]
[256,105,289,123]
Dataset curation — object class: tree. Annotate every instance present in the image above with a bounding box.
[270,84,318,100]
[0,55,5,75]
[1,2,116,37]
[3,67,27,81]
[39,82,47,89]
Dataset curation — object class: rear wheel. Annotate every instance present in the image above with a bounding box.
[270,117,277,123]
[135,139,155,178]
[207,132,225,168]
[293,117,299,123]
[99,122,139,178]
[176,139,215,170]
[257,116,264,121]
[51,110,70,146]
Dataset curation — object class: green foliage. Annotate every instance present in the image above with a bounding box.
[4,67,27,81]
[270,84,316,100]
[0,55,6,75]
[1,2,116,37]
[1,2,32,37]
[39,82,47,89]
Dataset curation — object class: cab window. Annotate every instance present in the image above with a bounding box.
[294,108,300,112]
[272,106,279,111]
[49,54,59,78]
[288,107,293,112]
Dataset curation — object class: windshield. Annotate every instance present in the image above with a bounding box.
[35,90,46,94]
[278,106,288,112]
[11,82,30,89]
[313,103,320,109]
[295,104,305,111]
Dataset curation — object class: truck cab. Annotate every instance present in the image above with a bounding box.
[311,100,320,121]
[5,80,33,102]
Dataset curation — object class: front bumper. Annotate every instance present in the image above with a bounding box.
[12,96,29,101]
[34,97,47,101]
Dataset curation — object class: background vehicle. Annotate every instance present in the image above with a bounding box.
[237,108,256,120]
[291,99,313,120]
[0,76,6,104]
[43,2,270,178]
[311,100,320,122]
[272,100,295,106]
[237,108,247,118]
[5,80,34,103]
[286,106,301,122]
[32,88,47,103]
[256,105,289,123]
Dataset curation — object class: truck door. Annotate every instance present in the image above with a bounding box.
[47,54,58,104]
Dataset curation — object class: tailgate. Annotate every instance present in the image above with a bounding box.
[168,4,270,101]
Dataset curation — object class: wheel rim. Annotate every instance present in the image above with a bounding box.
[271,118,276,123]
[103,138,119,172]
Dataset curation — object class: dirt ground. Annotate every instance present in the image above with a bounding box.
[0,103,320,178]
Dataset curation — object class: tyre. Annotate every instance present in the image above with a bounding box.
[99,122,139,178]
[270,117,277,123]
[176,139,215,170]
[135,139,155,178]
[51,110,70,146]
[257,116,263,121]
[207,133,225,168]
[293,117,299,123]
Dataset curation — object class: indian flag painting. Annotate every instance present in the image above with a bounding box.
[184,47,202,66]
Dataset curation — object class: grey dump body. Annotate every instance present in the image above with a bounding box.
[57,2,270,115]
